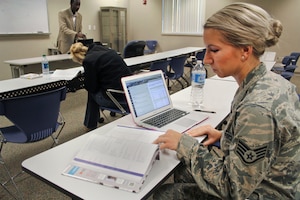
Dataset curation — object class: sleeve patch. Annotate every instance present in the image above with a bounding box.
[235,139,268,165]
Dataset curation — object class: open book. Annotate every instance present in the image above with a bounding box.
[62,126,162,193]
[51,66,84,80]
[20,73,42,79]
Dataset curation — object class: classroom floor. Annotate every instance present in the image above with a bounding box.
[1,65,299,200]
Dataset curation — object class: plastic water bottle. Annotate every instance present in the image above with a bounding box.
[190,60,206,107]
[41,54,50,75]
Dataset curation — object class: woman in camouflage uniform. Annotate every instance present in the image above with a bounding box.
[154,3,300,200]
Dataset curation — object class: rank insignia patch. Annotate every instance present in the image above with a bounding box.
[235,140,268,165]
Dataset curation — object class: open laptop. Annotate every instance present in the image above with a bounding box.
[121,70,208,133]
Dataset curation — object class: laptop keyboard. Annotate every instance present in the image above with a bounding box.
[144,109,189,128]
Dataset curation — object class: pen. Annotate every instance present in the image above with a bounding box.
[194,109,216,114]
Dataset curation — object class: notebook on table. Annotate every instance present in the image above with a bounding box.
[121,70,208,133]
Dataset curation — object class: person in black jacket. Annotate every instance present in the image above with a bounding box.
[70,42,132,129]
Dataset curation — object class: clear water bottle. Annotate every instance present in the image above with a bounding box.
[41,54,50,75]
[190,60,206,107]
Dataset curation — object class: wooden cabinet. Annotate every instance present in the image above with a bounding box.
[100,7,127,53]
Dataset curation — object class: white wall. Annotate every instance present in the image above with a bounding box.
[0,0,129,80]
[0,0,299,80]
[128,0,300,59]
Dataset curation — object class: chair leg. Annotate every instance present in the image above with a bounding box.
[181,75,190,86]
[0,155,24,200]
[176,79,185,89]
[51,112,66,148]
[100,109,109,122]
[110,112,116,117]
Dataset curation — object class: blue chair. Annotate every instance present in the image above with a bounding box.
[290,52,300,65]
[0,87,66,199]
[149,59,170,76]
[272,55,295,73]
[166,55,188,90]
[123,40,146,58]
[184,49,207,84]
[123,40,147,72]
[196,49,206,61]
[144,40,158,54]
[280,65,297,81]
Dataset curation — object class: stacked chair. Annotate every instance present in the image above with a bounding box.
[271,52,300,81]
[271,55,295,73]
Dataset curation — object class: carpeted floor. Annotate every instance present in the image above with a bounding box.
[0,64,299,200]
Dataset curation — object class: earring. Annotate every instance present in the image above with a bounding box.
[241,56,245,60]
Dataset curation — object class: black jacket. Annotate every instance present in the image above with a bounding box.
[83,43,132,99]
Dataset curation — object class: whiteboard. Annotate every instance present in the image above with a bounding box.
[0,0,49,35]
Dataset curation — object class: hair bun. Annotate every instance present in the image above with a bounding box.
[266,19,283,47]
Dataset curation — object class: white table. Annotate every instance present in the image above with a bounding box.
[124,47,204,66]
[5,47,203,78]
[21,78,238,200]
[0,67,84,99]
[4,54,72,78]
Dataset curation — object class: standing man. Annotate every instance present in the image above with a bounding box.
[57,0,86,54]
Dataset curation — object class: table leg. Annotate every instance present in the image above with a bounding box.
[10,65,25,78]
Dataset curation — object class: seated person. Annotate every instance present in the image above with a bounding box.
[70,42,132,129]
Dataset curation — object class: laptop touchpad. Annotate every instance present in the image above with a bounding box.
[175,118,198,126]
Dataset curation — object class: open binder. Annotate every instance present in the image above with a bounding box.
[50,67,84,80]
[62,126,161,193]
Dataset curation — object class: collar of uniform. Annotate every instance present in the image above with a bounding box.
[241,62,267,90]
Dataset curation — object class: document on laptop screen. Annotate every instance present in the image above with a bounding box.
[128,76,170,117]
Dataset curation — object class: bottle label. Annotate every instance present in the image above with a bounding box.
[43,63,49,69]
[192,73,205,84]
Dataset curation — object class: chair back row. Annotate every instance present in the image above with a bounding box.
[123,40,146,58]
[149,55,188,89]
[123,40,158,58]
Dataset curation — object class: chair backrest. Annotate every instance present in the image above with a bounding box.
[290,52,300,65]
[149,59,170,74]
[196,49,206,61]
[282,55,295,66]
[169,55,188,78]
[285,65,297,73]
[144,40,158,54]
[0,87,66,143]
[123,40,146,58]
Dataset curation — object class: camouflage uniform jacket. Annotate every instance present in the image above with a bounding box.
[176,63,300,199]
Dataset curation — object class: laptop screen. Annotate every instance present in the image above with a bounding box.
[124,72,170,117]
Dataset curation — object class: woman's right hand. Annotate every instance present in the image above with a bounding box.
[186,125,222,146]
